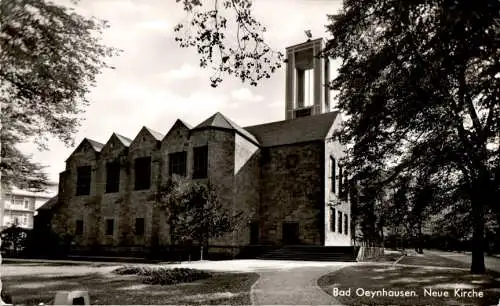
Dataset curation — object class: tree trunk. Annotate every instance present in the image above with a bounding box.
[417,222,423,254]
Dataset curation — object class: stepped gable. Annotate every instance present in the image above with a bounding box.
[244,111,339,147]
[194,112,259,145]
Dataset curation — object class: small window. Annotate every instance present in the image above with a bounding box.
[330,208,336,232]
[105,219,114,235]
[106,162,120,193]
[338,211,343,234]
[169,151,187,177]
[24,199,29,209]
[344,213,349,236]
[193,146,208,179]
[135,218,145,236]
[76,166,92,195]
[134,157,151,190]
[329,157,336,193]
[75,220,84,235]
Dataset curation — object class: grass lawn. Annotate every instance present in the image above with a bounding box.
[318,254,500,306]
[2,265,259,305]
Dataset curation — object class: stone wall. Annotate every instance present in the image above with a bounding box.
[52,140,100,248]
[259,141,324,245]
[51,126,262,253]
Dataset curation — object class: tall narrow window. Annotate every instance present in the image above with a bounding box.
[329,157,336,193]
[75,220,84,235]
[106,162,120,193]
[296,68,305,108]
[338,211,343,234]
[169,151,187,177]
[193,146,208,179]
[135,218,145,236]
[105,219,114,235]
[76,166,91,195]
[344,213,349,236]
[330,208,336,232]
[134,157,151,190]
[338,165,343,196]
[341,172,349,200]
[304,69,314,106]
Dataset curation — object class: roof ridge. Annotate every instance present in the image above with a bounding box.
[85,138,104,151]
[114,133,133,146]
[144,126,164,140]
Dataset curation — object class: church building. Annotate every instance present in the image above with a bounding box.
[46,38,352,256]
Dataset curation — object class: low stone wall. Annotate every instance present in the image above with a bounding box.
[356,247,385,261]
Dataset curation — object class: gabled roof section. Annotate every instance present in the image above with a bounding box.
[164,119,192,140]
[65,138,104,161]
[194,112,259,145]
[86,138,105,152]
[178,119,193,130]
[115,133,132,146]
[37,195,59,211]
[144,127,164,141]
[244,111,339,147]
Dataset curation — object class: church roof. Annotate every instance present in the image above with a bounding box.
[178,119,193,129]
[86,138,105,152]
[144,127,164,141]
[114,133,132,146]
[37,195,59,211]
[244,111,339,147]
[194,112,259,145]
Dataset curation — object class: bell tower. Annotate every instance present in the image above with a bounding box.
[285,38,331,120]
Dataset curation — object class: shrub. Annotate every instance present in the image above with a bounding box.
[112,266,211,285]
[1,289,13,304]
[112,265,148,275]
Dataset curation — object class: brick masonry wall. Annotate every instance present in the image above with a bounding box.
[259,141,325,245]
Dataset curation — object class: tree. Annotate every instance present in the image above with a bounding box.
[0,0,119,191]
[325,0,500,274]
[0,224,29,257]
[173,0,284,87]
[156,176,246,260]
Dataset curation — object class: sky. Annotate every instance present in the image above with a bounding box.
[19,0,343,183]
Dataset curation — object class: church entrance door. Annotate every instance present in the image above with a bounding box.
[282,222,299,245]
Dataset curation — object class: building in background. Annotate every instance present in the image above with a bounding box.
[0,183,58,230]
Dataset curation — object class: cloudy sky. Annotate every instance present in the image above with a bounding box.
[20,0,343,183]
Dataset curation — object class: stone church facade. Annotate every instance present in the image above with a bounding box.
[47,38,352,255]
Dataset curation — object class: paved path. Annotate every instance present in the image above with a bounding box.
[426,250,500,273]
[251,264,351,305]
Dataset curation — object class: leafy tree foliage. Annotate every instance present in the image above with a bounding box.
[0,0,118,190]
[174,0,284,87]
[326,0,500,273]
[156,176,246,256]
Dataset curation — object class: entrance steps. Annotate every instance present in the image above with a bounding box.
[258,245,358,262]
